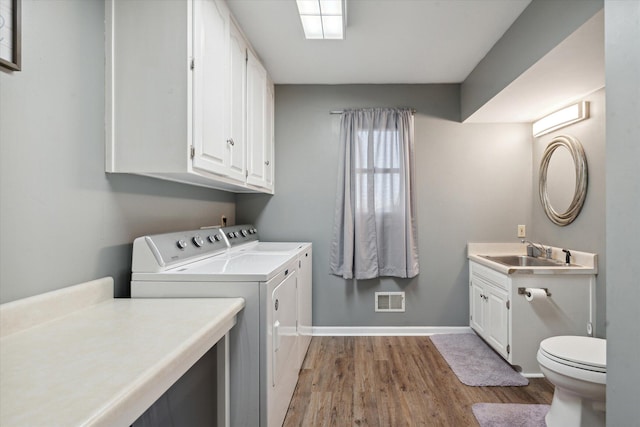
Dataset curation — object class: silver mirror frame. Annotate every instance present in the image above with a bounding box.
[539,135,588,226]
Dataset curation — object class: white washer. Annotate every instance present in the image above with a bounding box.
[131,225,312,427]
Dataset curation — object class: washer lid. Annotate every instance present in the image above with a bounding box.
[540,336,606,370]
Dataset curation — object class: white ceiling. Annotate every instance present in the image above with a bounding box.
[227,0,532,84]
[227,0,605,123]
[466,9,604,123]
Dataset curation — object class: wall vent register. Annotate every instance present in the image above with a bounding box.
[375,292,405,312]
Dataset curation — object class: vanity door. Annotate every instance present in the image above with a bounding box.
[485,283,509,359]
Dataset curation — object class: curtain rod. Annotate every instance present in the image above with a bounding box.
[330,108,416,115]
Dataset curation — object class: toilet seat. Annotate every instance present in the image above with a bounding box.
[537,336,607,427]
[539,336,606,373]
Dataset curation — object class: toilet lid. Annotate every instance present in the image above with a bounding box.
[540,336,606,371]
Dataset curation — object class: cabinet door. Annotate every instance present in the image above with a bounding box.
[192,0,230,176]
[470,278,486,335]
[485,284,509,358]
[246,50,269,188]
[264,82,275,190]
[227,21,247,181]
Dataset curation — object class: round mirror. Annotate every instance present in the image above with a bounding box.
[546,145,576,213]
[539,135,588,226]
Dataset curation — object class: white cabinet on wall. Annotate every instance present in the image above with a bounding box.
[106,0,274,194]
[246,50,275,192]
[227,21,248,180]
[192,0,237,180]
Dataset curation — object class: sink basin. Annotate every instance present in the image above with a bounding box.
[482,255,565,267]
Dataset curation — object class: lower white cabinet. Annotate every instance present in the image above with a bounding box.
[470,268,509,359]
[469,261,595,376]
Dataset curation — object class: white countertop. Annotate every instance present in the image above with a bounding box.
[467,242,597,275]
[0,277,244,427]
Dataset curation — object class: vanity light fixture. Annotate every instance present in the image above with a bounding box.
[296,0,345,40]
[532,101,590,137]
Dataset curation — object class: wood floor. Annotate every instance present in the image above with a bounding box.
[283,336,554,426]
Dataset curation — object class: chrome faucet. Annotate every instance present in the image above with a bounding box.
[521,240,552,258]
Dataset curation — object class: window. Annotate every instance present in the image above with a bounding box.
[330,108,419,280]
[355,129,402,214]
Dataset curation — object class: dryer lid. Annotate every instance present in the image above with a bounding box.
[540,336,606,370]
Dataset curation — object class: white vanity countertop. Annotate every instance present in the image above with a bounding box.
[467,242,597,275]
[0,277,244,427]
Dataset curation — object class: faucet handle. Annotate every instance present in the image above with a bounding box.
[526,243,534,257]
[562,249,572,265]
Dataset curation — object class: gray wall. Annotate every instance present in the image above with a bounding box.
[237,85,531,327]
[0,0,235,302]
[532,89,606,337]
[461,0,603,121]
[605,0,640,423]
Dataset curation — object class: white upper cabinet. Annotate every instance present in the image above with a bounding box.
[264,83,275,189]
[228,21,248,181]
[192,0,232,178]
[246,51,275,191]
[106,0,274,193]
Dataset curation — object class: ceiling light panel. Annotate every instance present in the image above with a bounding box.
[322,16,343,39]
[300,15,324,39]
[320,0,342,15]
[297,0,320,15]
[296,0,344,40]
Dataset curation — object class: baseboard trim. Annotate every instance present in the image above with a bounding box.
[312,326,473,336]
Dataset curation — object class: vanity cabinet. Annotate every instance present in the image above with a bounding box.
[469,260,595,376]
[106,0,274,193]
[470,267,509,359]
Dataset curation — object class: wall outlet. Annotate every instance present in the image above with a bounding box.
[517,224,526,238]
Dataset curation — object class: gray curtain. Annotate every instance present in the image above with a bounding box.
[329,108,419,280]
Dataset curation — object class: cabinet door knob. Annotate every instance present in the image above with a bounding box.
[264,160,270,166]
[227,138,235,146]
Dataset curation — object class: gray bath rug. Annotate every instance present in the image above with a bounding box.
[430,333,529,386]
[472,403,550,427]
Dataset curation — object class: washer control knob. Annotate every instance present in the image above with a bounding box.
[208,234,220,243]
[241,229,248,237]
[234,231,240,238]
[176,240,188,250]
[252,228,258,234]
[192,235,204,247]
[227,232,234,239]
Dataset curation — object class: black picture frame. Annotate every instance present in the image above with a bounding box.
[0,0,21,71]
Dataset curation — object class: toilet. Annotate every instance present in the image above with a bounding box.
[537,336,606,427]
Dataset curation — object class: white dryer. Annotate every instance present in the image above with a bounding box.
[130,225,311,427]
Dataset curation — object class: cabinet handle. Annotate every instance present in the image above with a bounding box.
[264,160,270,166]
[227,138,235,146]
